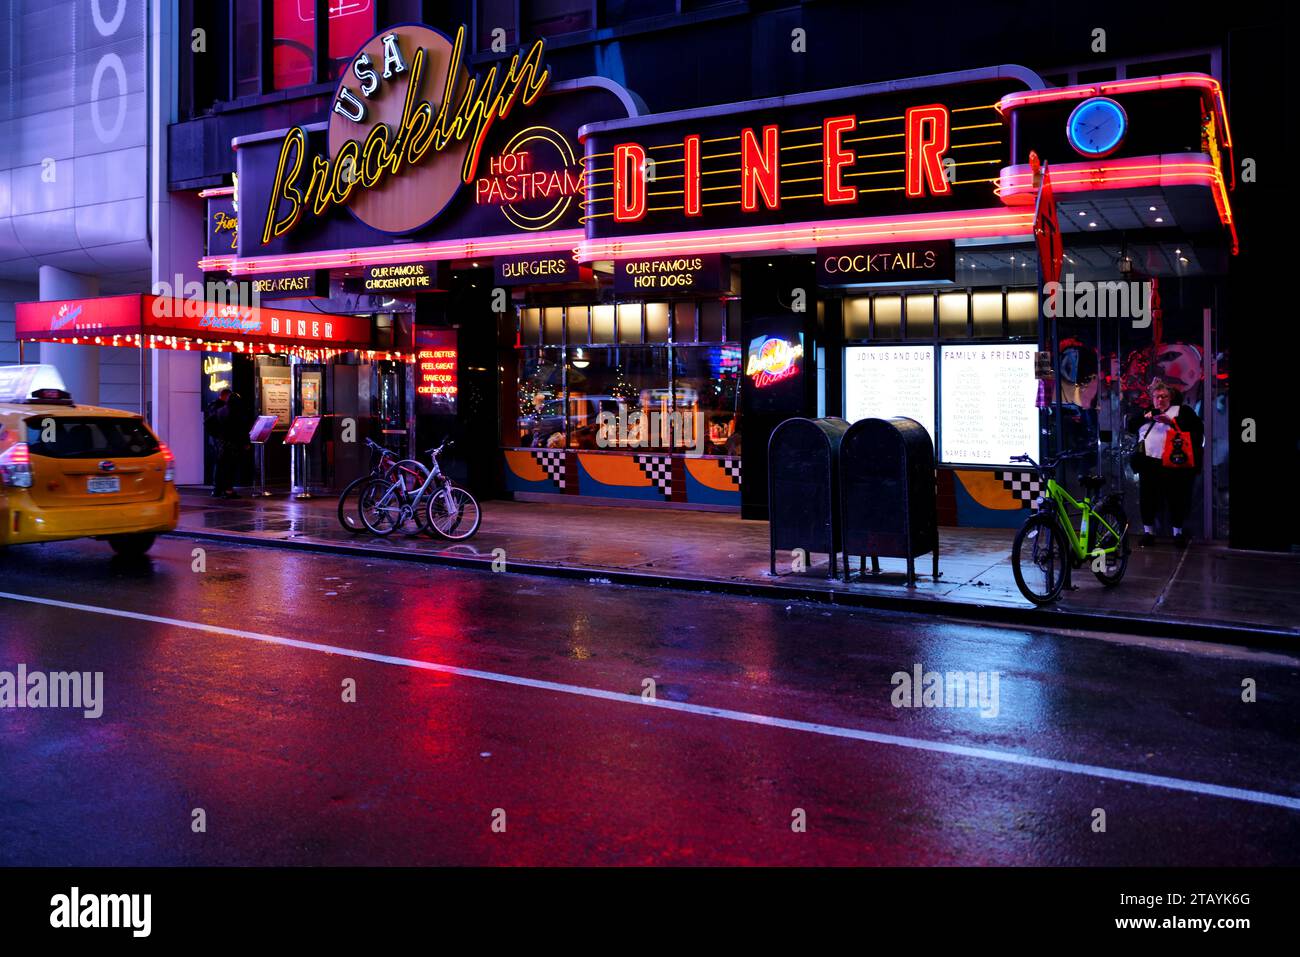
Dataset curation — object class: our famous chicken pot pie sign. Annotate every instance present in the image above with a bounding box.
[260,24,549,243]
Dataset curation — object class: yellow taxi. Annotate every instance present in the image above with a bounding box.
[0,365,179,557]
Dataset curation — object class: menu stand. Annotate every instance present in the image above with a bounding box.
[248,415,278,498]
[284,416,323,501]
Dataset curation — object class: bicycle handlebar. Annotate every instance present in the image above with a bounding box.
[1010,449,1090,472]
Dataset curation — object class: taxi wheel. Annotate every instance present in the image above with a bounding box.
[107,533,156,557]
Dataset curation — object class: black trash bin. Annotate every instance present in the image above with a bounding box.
[767,416,850,578]
[839,416,939,587]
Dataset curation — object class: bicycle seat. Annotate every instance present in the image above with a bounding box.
[1080,473,1105,492]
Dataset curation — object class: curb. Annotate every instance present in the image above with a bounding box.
[167,528,1298,651]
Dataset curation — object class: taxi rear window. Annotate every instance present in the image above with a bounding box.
[24,416,159,459]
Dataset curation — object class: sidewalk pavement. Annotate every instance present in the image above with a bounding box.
[173,489,1300,647]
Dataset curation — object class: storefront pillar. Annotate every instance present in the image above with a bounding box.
[37,266,99,403]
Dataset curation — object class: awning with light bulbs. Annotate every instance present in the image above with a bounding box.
[14,293,404,361]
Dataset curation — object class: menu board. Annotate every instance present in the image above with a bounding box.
[940,344,1039,465]
[260,376,292,426]
[844,345,935,444]
[284,416,322,445]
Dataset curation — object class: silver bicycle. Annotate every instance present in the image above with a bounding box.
[357,439,481,540]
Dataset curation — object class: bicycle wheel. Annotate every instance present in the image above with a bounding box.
[358,478,405,536]
[426,485,481,541]
[1090,501,1130,587]
[336,476,371,533]
[1011,512,1068,605]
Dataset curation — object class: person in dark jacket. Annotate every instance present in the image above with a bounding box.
[1128,377,1203,548]
[204,388,249,498]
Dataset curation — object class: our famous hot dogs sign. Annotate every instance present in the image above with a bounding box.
[245,24,619,254]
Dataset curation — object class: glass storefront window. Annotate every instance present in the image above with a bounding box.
[1006,290,1038,337]
[646,303,670,342]
[592,304,616,344]
[845,297,871,339]
[972,291,1004,337]
[874,296,902,338]
[516,348,565,448]
[543,307,565,345]
[673,301,697,342]
[520,307,541,345]
[566,305,589,342]
[906,294,935,339]
[674,344,743,455]
[938,292,969,338]
[617,303,642,343]
[567,347,671,450]
[700,301,725,342]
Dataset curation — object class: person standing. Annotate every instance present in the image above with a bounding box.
[1128,378,1203,548]
[204,388,249,498]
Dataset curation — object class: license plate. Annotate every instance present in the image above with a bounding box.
[86,476,120,494]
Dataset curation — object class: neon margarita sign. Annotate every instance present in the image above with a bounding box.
[746,335,803,388]
[260,24,550,245]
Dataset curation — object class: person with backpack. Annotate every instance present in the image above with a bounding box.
[1128,377,1203,548]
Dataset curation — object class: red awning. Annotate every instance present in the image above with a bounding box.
[15,294,384,357]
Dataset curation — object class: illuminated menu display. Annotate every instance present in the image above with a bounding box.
[844,345,934,444]
[415,328,457,413]
[939,344,1038,465]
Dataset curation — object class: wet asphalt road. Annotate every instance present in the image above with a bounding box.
[0,534,1297,866]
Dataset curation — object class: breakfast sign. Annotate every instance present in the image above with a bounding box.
[238,24,632,258]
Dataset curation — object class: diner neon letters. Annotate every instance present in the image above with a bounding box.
[905,104,951,198]
[611,106,952,223]
[261,26,550,245]
[613,143,648,222]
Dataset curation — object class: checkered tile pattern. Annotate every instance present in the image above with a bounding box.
[532,449,566,489]
[635,454,673,498]
[997,470,1042,510]
[721,456,742,488]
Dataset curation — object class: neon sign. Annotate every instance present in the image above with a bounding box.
[261,24,550,245]
[746,335,804,388]
[474,126,583,231]
[609,105,957,225]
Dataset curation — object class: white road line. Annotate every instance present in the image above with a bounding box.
[3,588,1299,812]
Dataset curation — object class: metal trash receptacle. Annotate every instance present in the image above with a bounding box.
[767,416,850,578]
[839,416,939,587]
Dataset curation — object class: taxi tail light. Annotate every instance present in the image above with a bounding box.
[159,442,175,483]
[0,443,33,488]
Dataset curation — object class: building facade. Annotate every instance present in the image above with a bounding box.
[6,1,1289,550]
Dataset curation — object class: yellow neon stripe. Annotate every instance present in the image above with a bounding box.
[844,132,904,144]
[951,122,1004,131]
[950,141,1003,149]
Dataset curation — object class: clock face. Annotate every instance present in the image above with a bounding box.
[1066,97,1128,158]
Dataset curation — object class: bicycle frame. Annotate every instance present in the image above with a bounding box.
[372,452,450,521]
[1041,478,1123,561]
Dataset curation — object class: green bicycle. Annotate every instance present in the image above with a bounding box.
[1009,452,1130,605]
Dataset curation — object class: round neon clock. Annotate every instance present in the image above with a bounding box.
[1065,96,1128,158]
